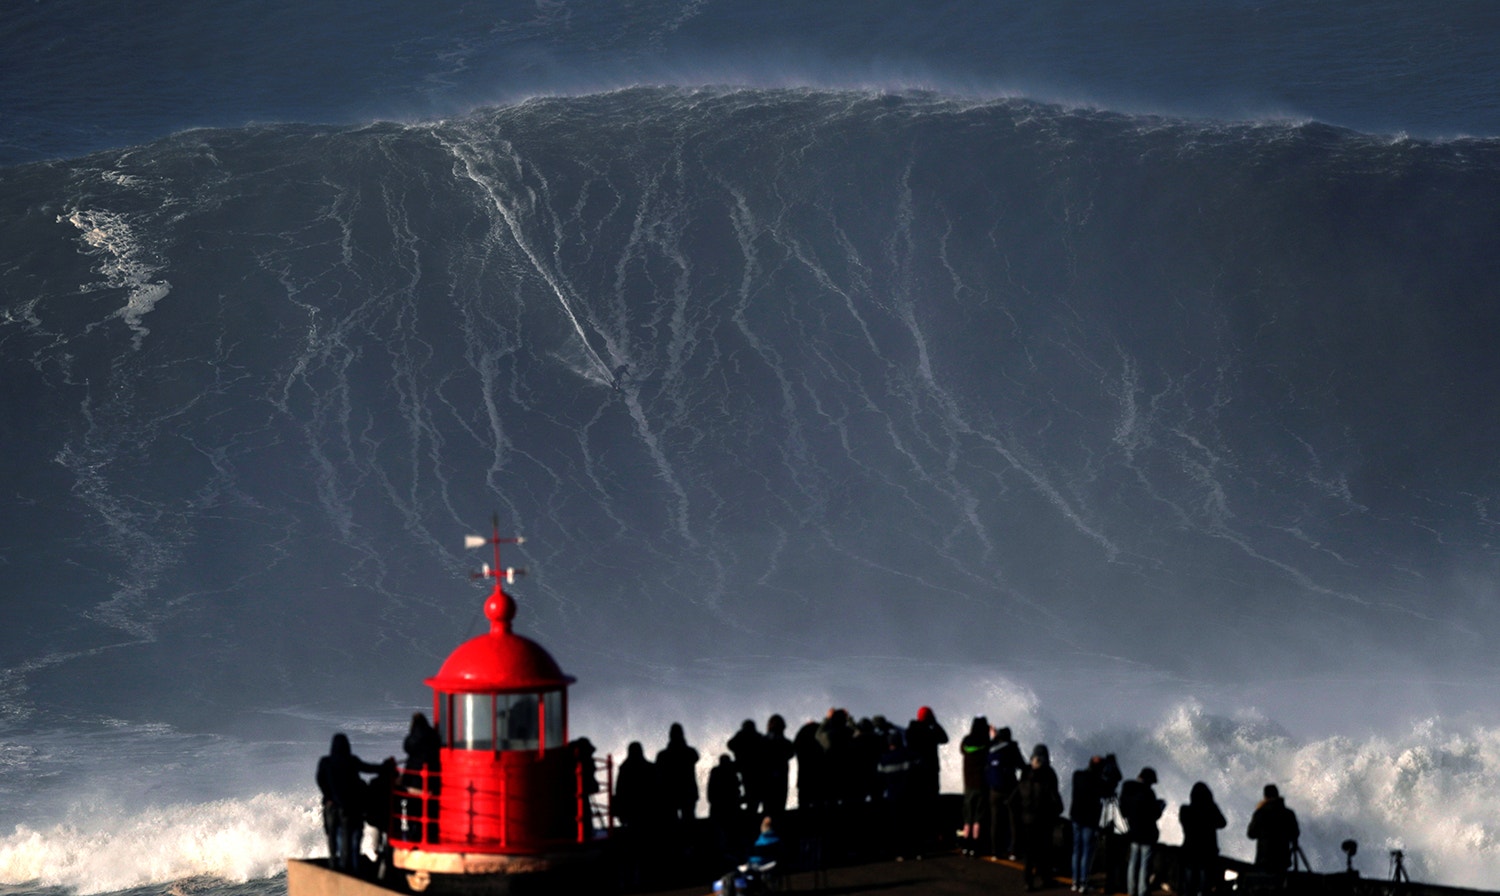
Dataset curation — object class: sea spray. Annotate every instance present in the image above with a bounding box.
[0,793,322,895]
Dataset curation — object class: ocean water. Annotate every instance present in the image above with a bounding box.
[4,2,1500,892]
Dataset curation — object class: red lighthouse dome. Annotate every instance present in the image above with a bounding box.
[426,584,575,694]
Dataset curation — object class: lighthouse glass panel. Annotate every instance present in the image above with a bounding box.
[542,690,564,748]
[498,694,539,750]
[451,693,495,750]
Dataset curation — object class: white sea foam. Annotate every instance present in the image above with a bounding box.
[61,207,171,348]
[0,793,323,895]
[1068,703,1500,887]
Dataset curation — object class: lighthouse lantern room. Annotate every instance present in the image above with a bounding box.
[390,524,591,888]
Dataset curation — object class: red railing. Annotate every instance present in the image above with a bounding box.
[388,755,613,852]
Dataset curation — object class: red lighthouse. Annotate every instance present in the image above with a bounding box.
[389,524,596,891]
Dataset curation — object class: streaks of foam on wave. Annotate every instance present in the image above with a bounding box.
[725,187,820,514]
[440,130,612,382]
[884,160,994,563]
[443,126,704,558]
[599,146,706,549]
[52,389,190,641]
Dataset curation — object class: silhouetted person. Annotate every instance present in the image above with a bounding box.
[1070,755,1110,893]
[613,741,659,828]
[316,733,382,873]
[817,708,857,804]
[794,719,828,809]
[401,712,441,842]
[959,716,991,856]
[708,753,745,861]
[854,716,886,802]
[987,725,1025,858]
[365,757,399,875]
[1015,743,1064,891]
[1179,782,1227,896]
[905,706,948,850]
[572,737,600,837]
[762,714,795,816]
[1247,784,1300,875]
[656,722,700,821]
[905,706,948,798]
[402,712,441,784]
[1094,754,1126,895]
[1119,767,1165,896]
[876,728,917,859]
[728,719,767,815]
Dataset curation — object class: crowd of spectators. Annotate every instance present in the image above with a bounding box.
[604,708,1304,894]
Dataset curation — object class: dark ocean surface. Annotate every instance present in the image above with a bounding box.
[3,2,1500,891]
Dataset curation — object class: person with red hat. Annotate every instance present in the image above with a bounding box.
[905,706,949,853]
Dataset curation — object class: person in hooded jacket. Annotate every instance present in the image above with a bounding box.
[986,725,1025,858]
[905,707,949,851]
[364,758,399,874]
[708,752,746,862]
[1247,784,1300,875]
[655,722,700,822]
[613,741,660,829]
[316,733,384,873]
[761,714,796,816]
[1179,782,1227,896]
[1014,743,1064,891]
[904,707,948,799]
[400,713,441,842]
[402,713,440,785]
[793,719,828,810]
[1118,767,1165,896]
[817,708,858,805]
[728,719,767,816]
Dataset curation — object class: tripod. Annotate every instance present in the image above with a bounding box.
[1290,841,1313,873]
[1389,850,1409,884]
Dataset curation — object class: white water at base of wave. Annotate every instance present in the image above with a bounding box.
[4,671,1500,893]
[0,793,322,895]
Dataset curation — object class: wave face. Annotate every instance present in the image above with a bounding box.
[3,88,1500,888]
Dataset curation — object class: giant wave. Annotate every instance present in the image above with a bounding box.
[2,87,1500,889]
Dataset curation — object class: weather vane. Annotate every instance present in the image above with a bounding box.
[465,513,526,587]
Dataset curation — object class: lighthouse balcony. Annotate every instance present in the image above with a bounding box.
[389,753,610,857]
